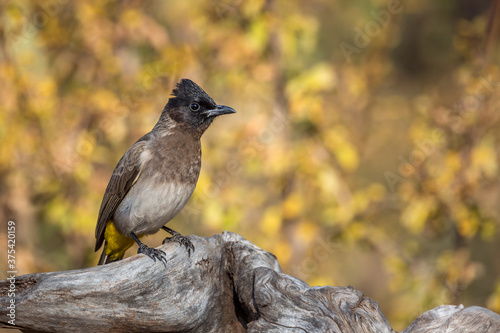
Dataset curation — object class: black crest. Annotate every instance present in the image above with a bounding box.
[171,79,216,106]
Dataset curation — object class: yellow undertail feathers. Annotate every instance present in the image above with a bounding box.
[103,221,136,262]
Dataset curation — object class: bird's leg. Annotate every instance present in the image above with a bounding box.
[129,232,167,266]
[161,226,195,257]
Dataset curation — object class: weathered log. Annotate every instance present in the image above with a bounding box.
[0,232,499,332]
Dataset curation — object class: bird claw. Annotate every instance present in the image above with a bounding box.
[137,244,167,267]
[163,234,195,257]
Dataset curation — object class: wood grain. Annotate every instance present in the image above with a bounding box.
[1,232,499,332]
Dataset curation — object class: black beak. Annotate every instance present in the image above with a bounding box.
[205,105,236,118]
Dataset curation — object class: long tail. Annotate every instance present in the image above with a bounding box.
[97,242,125,265]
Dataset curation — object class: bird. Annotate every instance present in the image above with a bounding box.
[95,79,236,265]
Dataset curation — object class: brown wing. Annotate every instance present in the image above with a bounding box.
[94,138,149,251]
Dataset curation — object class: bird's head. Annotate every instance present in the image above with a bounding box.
[162,79,236,135]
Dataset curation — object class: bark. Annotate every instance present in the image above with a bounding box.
[0,232,499,332]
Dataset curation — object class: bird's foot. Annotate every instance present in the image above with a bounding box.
[137,244,167,266]
[162,229,195,257]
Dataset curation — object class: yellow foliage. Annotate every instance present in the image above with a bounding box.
[366,183,386,201]
[120,10,142,28]
[1,2,499,329]
[472,138,498,178]
[456,205,479,238]
[309,276,335,288]
[203,201,224,230]
[487,281,500,313]
[260,206,282,236]
[481,219,497,240]
[294,221,319,244]
[385,255,407,290]
[273,239,292,266]
[401,196,435,233]
[324,127,359,172]
[38,78,57,98]
[446,151,462,173]
[346,221,366,241]
[286,63,336,97]
[283,192,303,219]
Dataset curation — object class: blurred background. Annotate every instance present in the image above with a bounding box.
[1,0,499,330]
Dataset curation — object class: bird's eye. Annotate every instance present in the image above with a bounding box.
[190,102,200,112]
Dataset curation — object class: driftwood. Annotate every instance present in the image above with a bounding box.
[0,232,499,332]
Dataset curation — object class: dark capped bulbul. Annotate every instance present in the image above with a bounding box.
[95,79,236,265]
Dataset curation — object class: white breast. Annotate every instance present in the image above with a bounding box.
[114,177,195,236]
